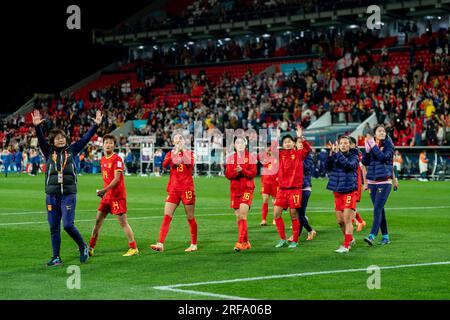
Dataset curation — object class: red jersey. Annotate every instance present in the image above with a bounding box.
[101,153,126,200]
[163,150,195,192]
[277,141,311,189]
[225,150,257,195]
[259,150,279,185]
[357,152,363,186]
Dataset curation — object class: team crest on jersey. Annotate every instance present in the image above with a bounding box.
[47,205,52,212]
[108,163,112,168]
[291,155,295,160]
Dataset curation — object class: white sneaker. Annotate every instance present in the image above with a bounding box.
[185,244,198,252]
[335,246,349,253]
[150,242,164,252]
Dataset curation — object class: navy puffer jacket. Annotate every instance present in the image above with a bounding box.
[302,153,314,189]
[326,149,359,193]
[362,137,394,181]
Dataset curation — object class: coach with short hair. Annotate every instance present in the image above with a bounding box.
[32,109,102,267]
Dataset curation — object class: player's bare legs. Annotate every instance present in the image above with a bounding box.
[287,208,300,248]
[116,213,139,256]
[274,206,287,247]
[234,203,250,251]
[183,204,198,252]
[260,193,269,226]
[151,202,178,252]
[88,211,108,256]
[335,209,355,253]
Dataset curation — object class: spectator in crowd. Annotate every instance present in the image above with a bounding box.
[1,148,13,177]
[419,150,429,181]
[393,150,403,179]
[14,147,23,174]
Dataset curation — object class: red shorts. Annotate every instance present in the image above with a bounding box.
[261,183,278,198]
[334,191,358,212]
[166,190,196,206]
[98,198,127,215]
[230,190,254,209]
[274,188,302,210]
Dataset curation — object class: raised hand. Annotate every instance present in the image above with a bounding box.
[94,110,103,126]
[31,110,45,126]
[296,125,303,138]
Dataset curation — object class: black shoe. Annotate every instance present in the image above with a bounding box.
[364,237,374,246]
[47,256,63,267]
[80,245,89,263]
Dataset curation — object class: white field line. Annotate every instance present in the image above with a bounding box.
[1,205,450,217]
[1,205,450,226]
[0,206,231,216]
[153,261,450,300]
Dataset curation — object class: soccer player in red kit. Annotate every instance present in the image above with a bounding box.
[349,136,367,232]
[259,144,279,226]
[88,135,138,257]
[273,126,311,249]
[150,134,198,252]
[225,137,257,252]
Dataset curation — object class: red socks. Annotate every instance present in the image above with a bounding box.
[158,215,172,243]
[237,219,248,243]
[89,236,97,249]
[344,234,353,249]
[291,218,300,243]
[188,218,198,245]
[243,220,248,242]
[275,217,286,240]
[262,203,269,220]
[129,241,137,249]
[355,212,363,224]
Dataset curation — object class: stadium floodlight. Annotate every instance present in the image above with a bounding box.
[187,41,194,45]
[224,38,231,41]
[152,45,158,50]
[438,16,442,20]
[262,34,271,38]
[138,45,144,50]
[349,24,359,29]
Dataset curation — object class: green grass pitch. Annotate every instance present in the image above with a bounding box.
[1,174,450,300]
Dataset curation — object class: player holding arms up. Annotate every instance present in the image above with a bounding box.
[326,136,359,253]
[273,127,311,249]
[225,137,257,252]
[362,125,395,246]
[258,144,279,226]
[151,134,198,252]
[31,109,102,266]
[88,135,138,257]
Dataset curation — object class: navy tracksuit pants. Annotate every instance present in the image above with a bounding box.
[46,194,85,258]
[368,184,392,237]
[297,190,313,235]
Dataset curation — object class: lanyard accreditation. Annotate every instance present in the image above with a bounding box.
[52,151,68,184]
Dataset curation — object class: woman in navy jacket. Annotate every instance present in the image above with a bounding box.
[326,135,359,253]
[362,125,394,246]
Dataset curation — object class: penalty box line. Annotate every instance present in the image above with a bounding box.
[153,261,450,300]
[2,205,450,217]
[0,206,450,227]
